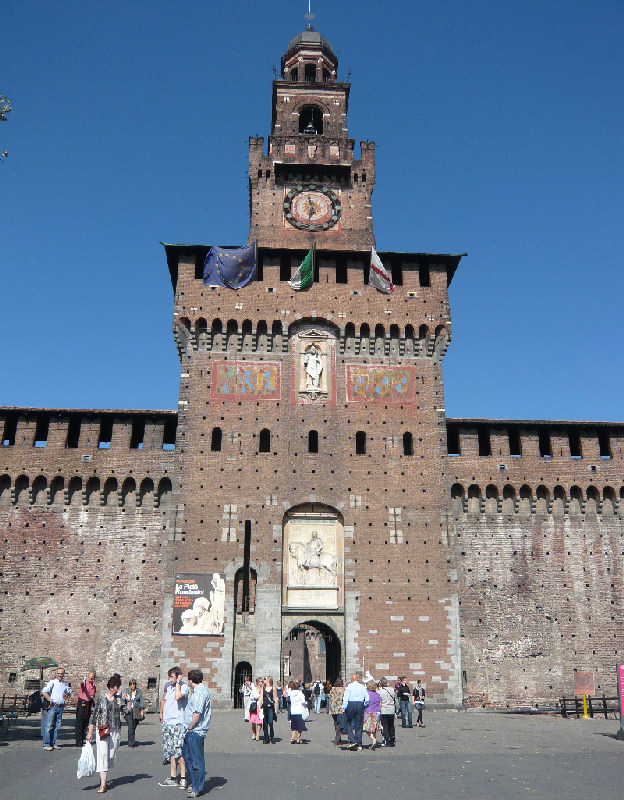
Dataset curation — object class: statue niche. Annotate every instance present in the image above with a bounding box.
[292,328,335,405]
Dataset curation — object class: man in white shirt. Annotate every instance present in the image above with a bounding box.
[341,673,369,750]
[158,666,190,789]
[42,667,72,751]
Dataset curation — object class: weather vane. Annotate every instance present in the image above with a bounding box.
[305,0,315,31]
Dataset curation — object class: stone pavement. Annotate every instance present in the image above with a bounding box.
[0,708,622,800]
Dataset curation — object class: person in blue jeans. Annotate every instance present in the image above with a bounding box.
[181,669,212,798]
[42,667,72,750]
[341,673,369,750]
[396,677,413,728]
[312,679,323,713]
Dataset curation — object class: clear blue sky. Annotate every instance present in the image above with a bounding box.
[3,1,623,421]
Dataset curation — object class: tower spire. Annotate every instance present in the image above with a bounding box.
[305,0,315,31]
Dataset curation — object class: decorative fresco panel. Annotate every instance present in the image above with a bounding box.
[211,361,280,400]
[345,365,417,404]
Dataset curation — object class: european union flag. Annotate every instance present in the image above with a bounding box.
[203,243,257,289]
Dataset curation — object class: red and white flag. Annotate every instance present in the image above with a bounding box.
[369,247,394,293]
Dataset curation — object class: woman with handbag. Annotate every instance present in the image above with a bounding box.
[260,676,278,744]
[288,680,307,745]
[328,679,345,746]
[86,675,125,793]
[248,678,263,741]
[122,679,144,748]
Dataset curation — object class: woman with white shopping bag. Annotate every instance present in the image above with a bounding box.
[86,675,125,793]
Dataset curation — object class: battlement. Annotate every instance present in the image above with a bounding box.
[165,245,460,363]
[444,418,624,516]
[0,407,177,452]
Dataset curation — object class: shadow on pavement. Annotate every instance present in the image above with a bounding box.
[204,776,227,793]
[82,773,152,791]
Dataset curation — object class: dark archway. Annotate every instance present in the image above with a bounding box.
[233,661,252,709]
[283,621,341,685]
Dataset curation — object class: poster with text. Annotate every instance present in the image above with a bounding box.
[172,572,225,635]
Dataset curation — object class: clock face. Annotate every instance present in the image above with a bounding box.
[283,184,341,231]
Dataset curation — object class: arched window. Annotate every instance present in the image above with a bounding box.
[226,319,238,351]
[536,485,550,514]
[86,477,100,506]
[211,319,223,350]
[211,427,222,452]
[256,320,268,351]
[50,476,64,505]
[451,483,465,514]
[122,477,136,507]
[467,484,481,514]
[502,485,516,514]
[299,105,323,134]
[485,484,498,514]
[103,477,118,507]
[403,432,413,456]
[553,485,566,516]
[68,476,82,506]
[290,68,299,81]
[259,428,271,453]
[355,431,366,455]
[158,477,173,509]
[304,64,317,83]
[32,475,47,506]
[308,430,319,453]
[140,478,155,508]
[241,320,253,351]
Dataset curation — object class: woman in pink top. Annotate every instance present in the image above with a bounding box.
[362,680,382,749]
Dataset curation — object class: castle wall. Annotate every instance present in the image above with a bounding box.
[445,420,624,704]
[0,408,177,701]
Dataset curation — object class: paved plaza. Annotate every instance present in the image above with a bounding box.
[0,709,622,800]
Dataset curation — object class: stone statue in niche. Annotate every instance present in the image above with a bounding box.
[303,344,323,390]
[289,530,337,585]
[296,330,332,403]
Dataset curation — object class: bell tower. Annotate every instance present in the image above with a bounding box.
[248,24,376,251]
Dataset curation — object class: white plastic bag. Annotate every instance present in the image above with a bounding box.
[301,704,310,722]
[77,742,96,779]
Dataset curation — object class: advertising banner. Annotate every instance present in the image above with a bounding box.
[172,572,225,635]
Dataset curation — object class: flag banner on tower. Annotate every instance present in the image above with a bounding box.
[288,246,314,290]
[203,243,257,289]
[368,247,394,293]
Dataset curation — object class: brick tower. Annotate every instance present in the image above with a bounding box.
[248,27,376,251]
[162,23,464,707]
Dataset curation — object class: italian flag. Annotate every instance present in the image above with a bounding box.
[369,247,394,293]
[288,247,314,290]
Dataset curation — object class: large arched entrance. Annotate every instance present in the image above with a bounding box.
[283,621,341,685]
[233,661,252,709]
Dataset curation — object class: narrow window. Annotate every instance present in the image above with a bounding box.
[403,431,414,456]
[2,412,18,446]
[211,427,222,452]
[259,428,271,453]
[477,425,491,457]
[390,258,403,286]
[336,254,348,284]
[34,414,49,448]
[323,69,330,82]
[597,429,611,459]
[163,416,177,450]
[290,68,299,81]
[98,416,113,449]
[130,417,145,449]
[355,431,366,455]
[304,63,316,83]
[280,253,291,281]
[568,429,582,458]
[446,424,460,456]
[508,426,521,457]
[419,263,430,287]
[538,429,552,458]
[308,430,319,453]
